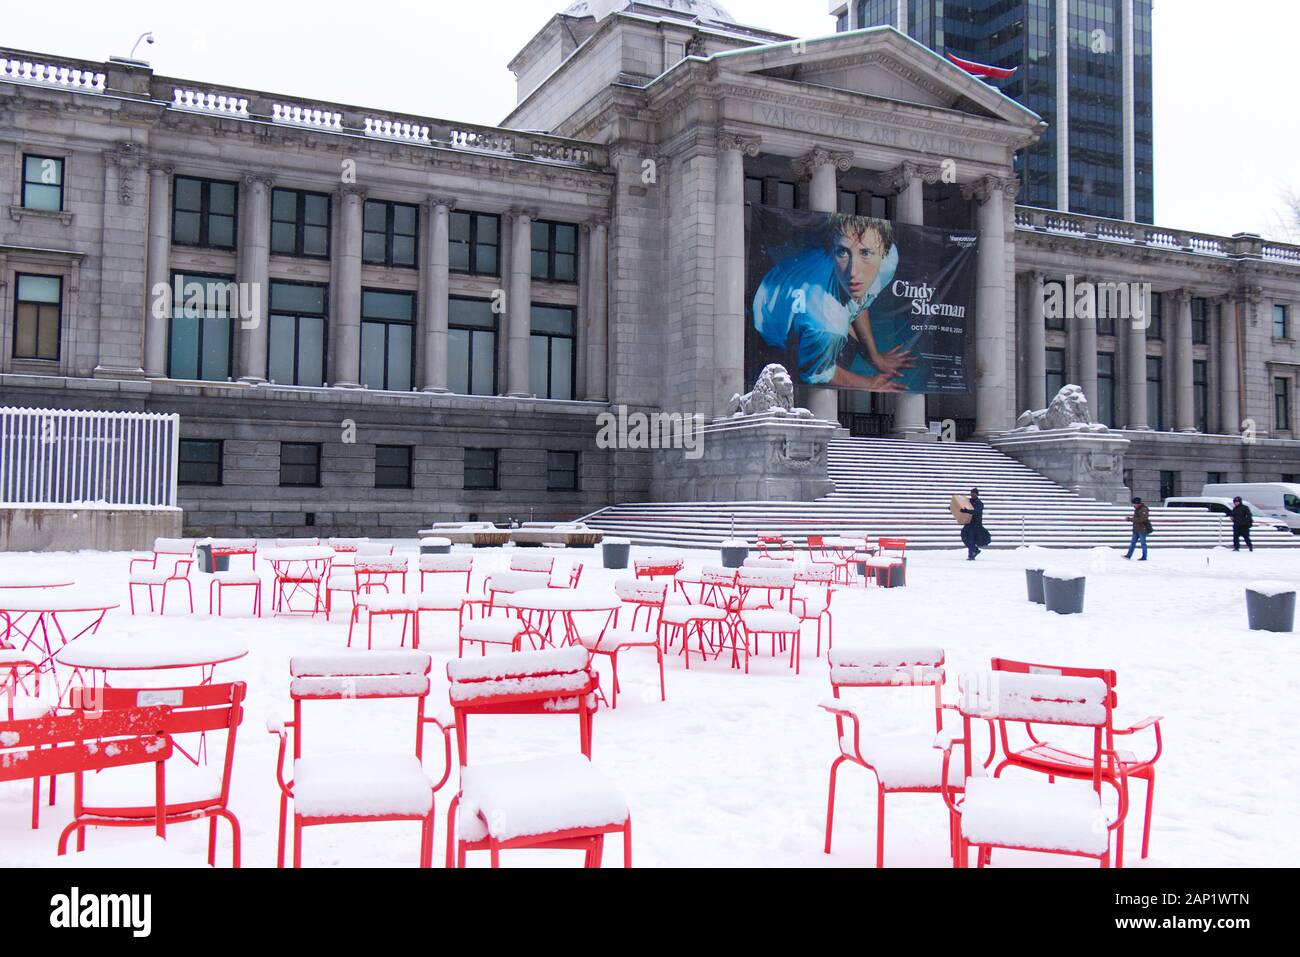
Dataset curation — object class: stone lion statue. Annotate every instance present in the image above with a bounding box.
[728,364,813,418]
[1016,384,1105,431]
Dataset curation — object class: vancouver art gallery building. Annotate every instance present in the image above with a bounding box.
[3,0,1300,536]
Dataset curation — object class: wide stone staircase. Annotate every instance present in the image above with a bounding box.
[581,437,1299,550]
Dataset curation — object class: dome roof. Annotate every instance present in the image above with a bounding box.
[562,0,736,24]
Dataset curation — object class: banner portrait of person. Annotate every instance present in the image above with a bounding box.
[746,205,979,395]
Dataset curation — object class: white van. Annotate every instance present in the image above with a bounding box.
[1164,497,1290,532]
[1201,484,1300,534]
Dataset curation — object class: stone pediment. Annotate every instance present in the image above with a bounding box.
[713,26,1042,130]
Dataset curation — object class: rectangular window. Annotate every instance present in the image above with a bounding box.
[1147,292,1163,339]
[1147,357,1164,431]
[1191,299,1210,345]
[13,273,62,360]
[375,445,413,489]
[1097,352,1116,428]
[1207,472,1226,486]
[774,181,797,210]
[268,282,327,387]
[744,176,764,206]
[1159,470,1178,503]
[360,289,415,392]
[448,297,498,396]
[449,211,500,276]
[837,190,859,215]
[531,221,578,283]
[1044,283,1066,331]
[1045,347,1067,400]
[270,188,331,259]
[1097,307,1116,337]
[22,154,64,211]
[1193,360,1209,434]
[280,442,321,488]
[529,305,575,400]
[178,439,223,486]
[463,448,498,491]
[1276,304,1291,340]
[362,200,418,268]
[172,176,237,249]
[168,272,233,381]
[1275,378,1292,434]
[547,451,579,492]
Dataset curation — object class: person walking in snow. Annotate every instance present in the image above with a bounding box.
[1124,497,1151,561]
[960,488,990,560]
[1231,496,1254,553]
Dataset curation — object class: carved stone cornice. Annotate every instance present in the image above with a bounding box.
[716,131,761,157]
[337,185,368,201]
[104,142,143,205]
[1169,288,1193,306]
[427,196,458,211]
[961,174,1020,203]
[241,172,275,190]
[880,161,945,194]
[791,147,853,179]
[147,162,174,177]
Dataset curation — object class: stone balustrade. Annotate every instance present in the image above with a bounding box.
[172,87,250,117]
[0,54,105,91]
[271,103,343,131]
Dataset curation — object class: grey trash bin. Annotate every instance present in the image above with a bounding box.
[195,544,229,574]
[602,538,631,570]
[1043,571,1086,615]
[420,537,452,555]
[720,541,749,569]
[1026,568,1046,604]
[1246,583,1296,633]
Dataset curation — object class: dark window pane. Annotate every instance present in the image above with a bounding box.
[554,253,576,282]
[303,225,329,257]
[271,222,296,255]
[175,177,202,210]
[272,189,296,220]
[360,322,386,389]
[477,247,498,275]
[298,316,325,387]
[268,315,296,384]
[393,205,417,235]
[173,210,202,245]
[362,233,386,263]
[363,202,386,232]
[179,440,222,485]
[375,446,412,488]
[448,329,470,395]
[450,243,470,271]
[280,443,321,487]
[450,212,471,241]
[392,235,416,265]
[554,225,576,253]
[531,250,549,277]
[271,282,326,313]
[531,305,575,336]
[208,214,235,248]
[209,182,236,215]
[304,194,329,225]
[387,324,413,391]
[361,290,414,321]
[477,215,498,244]
[549,338,573,400]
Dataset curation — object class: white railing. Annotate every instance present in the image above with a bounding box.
[172,87,250,117]
[0,408,179,509]
[0,56,105,92]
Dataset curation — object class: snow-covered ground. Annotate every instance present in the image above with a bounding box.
[2,542,1298,868]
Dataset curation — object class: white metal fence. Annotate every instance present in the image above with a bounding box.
[0,408,179,508]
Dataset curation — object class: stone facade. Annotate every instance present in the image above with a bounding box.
[3,3,1300,536]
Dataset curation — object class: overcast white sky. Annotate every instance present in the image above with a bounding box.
[4,0,1297,239]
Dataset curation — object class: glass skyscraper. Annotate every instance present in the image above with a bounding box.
[831,0,1154,224]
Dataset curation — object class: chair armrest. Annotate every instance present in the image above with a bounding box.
[421,711,456,793]
[1115,715,1163,735]
[819,698,862,759]
[266,716,294,798]
[129,555,157,572]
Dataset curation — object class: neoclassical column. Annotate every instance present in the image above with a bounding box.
[1075,276,1098,413]
[1173,289,1196,431]
[422,197,454,393]
[714,132,760,413]
[1220,294,1241,435]
[506,207,535,398]
[143,164,172,378]
[332,186,365,388]
[964,174,1018,436]
[1024,271,1048,413]
[1125,288,1150,429]
[585,217,610,402]
[889,161,938,437]
[238,173,272,384]
[797,147,853,424]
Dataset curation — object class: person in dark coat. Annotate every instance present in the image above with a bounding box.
[1231,496,1254,552]
[1124,497,1151,561]
[960,488,990,560]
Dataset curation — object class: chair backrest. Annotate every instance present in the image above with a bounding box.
[276,538,321,548]
[614,580,668,632]
[2,651,42,718]
[153,538,193,555]
[355,556,409,574]
[0,706,173,784]
[208,538,257,556]
[560,562,584,589]
[355,542,395,556]
[737,568,795,589]
[68,683,246,807]
[420,554,474,573]
[634,557,684,577]
[743,557,792,569]
[288,651,432,759]
[446,647,598,765]
[807,535,827,552]
[878,538,908,557]
[328,538,369,552]
[510,554,555,573]
[956,670,1110,728]
[794,565,835,585]
[699,566,738,587]
[990,657,1119,711]
[829,646,946,690]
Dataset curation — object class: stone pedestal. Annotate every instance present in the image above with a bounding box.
[650,413,837,502]
[989,430,1132,505]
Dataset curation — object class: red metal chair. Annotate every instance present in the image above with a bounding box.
[807,536,850,584]
[268,651,451,868]
[581,580,667,707]
[62,682,246,866]
[553,561,584,589]
[445,647,630,868]
[1,704,174,853]
[990,657,1163,866]
[939,670,1127,868]
[821,646,987,867]
[327,538,369,566]
[510,554,555,574]
[355,556,409,595]
[208,570,261,618]
[864,538,907,587]
[458,598,528,657]
[633,557,684,580]
[419,553,473,593]
[792,565,836,656]
[323,566,357,621]
[484,570,551,606]
[2,650,54,828]
[128,538,195,614]
[348,593,418,650]
[756,535,795,560]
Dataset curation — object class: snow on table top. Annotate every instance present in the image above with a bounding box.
[506,588,621,611]
[0,594,118,612]
[1246,580,1297,597]
[291,650,431,677]
[459,755,628,841]
[261,546,335,562]
[57,635,248,670]
[0,574,74,588]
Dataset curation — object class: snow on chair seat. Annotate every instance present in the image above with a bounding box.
[959,777,1109,856]
[833,727,983,790]
[486,570,551,598]
[212,570,261,585]
[459,618,527,657]
[581,580,669,707]
[292,754,434,818]
[457,755,629,844]
[356,593,415,614]
[414,591,472,611]
[82,759,223,809]
[580,629,659,652]
[739,609,802,674]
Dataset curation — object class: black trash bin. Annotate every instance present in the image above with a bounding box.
[1043,571,1086,615]
[721,541,749,569]
[420,537,452,555]
[602,538,631,570]
[1246,583,1296,633]
[1025,568,1046,604]
[195,543,229,574]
